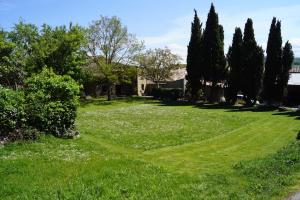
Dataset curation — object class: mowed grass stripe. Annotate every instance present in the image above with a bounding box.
[77,101,257,151]
[143,113,300,174]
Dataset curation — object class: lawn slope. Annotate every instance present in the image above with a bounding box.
[1,97,300,199]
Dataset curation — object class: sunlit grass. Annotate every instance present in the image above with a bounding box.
[1,97,300,199]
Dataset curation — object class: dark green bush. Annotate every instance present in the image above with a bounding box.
[0,87,25,137]
[25,68,80,137]
[152,88,183,101]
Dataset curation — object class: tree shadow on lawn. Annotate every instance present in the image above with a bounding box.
[155,100,279,112]
[80,98,113,107]
[80,96,155,107]
[272,111,300,120]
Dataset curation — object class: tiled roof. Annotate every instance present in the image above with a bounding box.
[168,68,187,81]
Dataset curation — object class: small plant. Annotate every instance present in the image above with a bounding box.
[24,68,80,137]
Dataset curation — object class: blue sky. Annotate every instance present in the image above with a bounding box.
[1,0,300,62]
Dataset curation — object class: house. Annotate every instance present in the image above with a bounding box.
[287,66,300,105]
[82,61,137,97]
[137,68,187,96]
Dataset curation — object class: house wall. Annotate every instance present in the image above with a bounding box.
[137,77,147,96]
[163,79,186,94]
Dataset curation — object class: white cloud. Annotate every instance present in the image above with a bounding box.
[141,30,187,46]
[139,15,191,63]
[139,4,300,63]
[166,43,187,62]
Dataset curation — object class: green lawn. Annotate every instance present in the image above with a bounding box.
[1,97,300,199]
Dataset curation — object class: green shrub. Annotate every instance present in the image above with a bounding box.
[152,88,183,101]
[0,87,25,137]
[25,68,80,137]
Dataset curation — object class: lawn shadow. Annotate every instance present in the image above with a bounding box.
[152,100,196,107]
[80,96,155,107]
[155,100,279,113]
[272,111,300,120]
[80,98,113,107]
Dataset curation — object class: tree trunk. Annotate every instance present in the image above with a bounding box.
[156,82,160,89]
[209,82,217,103]
[107,84,112,101]
[245,97,253,107]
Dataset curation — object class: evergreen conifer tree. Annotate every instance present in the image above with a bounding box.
[279,41,294,102]
[202,3,226,102]
[226,27,243,104]
[241,19,264,105]
[186,10,203,100]
[263,18,283,104]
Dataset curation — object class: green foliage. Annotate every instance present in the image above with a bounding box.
[138,48,181,87]
[294,58,300,65]
[24,68,80,137]
[152,88,183,101]
[202,4,226,88]
[263,18,283,104]
[36,24,87,81]
[0,87,25,137]
[279,41,294,102]
[86,16,144,100]
[226,28,243,104]
[8,21,87,82]
[0,30,25,88]
[241,19,264,105]
[186,10,203,100]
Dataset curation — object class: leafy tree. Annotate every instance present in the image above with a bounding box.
[226,27,243,104]
[279,41,294,102]
[8,21,39,76]
[241,19,264,105]
[8,21,87,82]
[86,16,144,100]
[263,18,283,104]
[202,3,226,102]
[37,24,87,81]
[138,48,181,88]
[186,10,203,100]
[0,30,26,88]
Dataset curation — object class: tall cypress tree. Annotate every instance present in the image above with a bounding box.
[186,10,202,100]
[202,3,226,102]
[263,18,283,104]
[242,19,264,105]
[226,27,243,104]
[279,41,294,102]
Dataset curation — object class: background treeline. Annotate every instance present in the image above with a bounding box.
[186,4,294,106]
[0,16,146,140]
